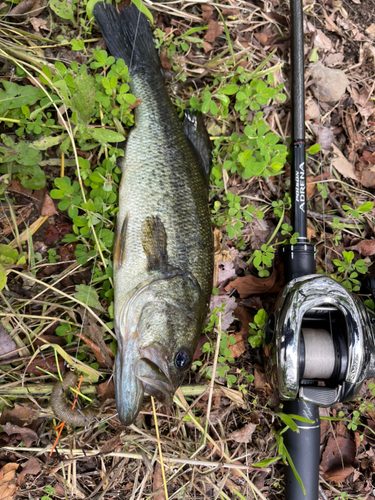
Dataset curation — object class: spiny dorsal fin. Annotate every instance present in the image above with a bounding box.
[183,110,212,190]
[141,216,168,271]
[113,215,128,268]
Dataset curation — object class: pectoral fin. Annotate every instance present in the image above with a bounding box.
[141,216,168,271]
[113,215,128,268]
[183,110,212,189]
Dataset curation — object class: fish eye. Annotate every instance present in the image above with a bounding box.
[175,350,191,371]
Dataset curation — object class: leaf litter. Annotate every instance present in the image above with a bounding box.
[0,0,375,498]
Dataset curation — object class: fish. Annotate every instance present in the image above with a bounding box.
[93,2,214,425]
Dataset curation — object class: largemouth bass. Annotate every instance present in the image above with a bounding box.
[94,2,214,425]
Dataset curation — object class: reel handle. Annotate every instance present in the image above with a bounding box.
[283,400,320,500]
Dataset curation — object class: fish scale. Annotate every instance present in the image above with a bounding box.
[94,2,214,425]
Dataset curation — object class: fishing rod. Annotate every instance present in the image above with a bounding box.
[267,1,375,499]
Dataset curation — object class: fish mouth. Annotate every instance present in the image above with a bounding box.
[134,344,176,406]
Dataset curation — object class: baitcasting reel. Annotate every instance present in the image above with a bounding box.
[271,274,375,407]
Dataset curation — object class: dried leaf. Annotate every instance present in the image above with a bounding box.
[9,0,33,15]
[0,403,45,425]
[360,150,375,166]
[314,29,332,51]
[82,309,113,368]
[324,466,355,482]
[227,334,245,358]
[204,19,222,43]
[358,239,375,256]
[29,17,49,33]
[311,124,334,151]
[96,378,115,402]
[254,368,268,389]
[99,433,123,454]
[159,48,171,71]
[331,144,358,180]
[306,176,317,199]
[225,272,276,298]
[0,463,19,500]
[41,194,58,216]
[324,53,345,67]
[201,4,213,22]
[153,462,165,500]
[217,259,236,284]
[0,324,17,361]
[209,294,237,331]
[17,458,40,486]
[321,435,356,478]
[229,423,256,443]
[360,169,375,188]
[2,422,38,447]
[349,86,375,119]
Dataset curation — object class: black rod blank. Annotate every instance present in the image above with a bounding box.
[290,0,307,240]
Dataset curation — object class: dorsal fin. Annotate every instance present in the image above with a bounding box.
[183,110,212,190]
[141,216,168,271]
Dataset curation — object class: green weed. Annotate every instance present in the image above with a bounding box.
[332,250,369,292]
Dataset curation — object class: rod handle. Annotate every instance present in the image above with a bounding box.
[283,399,320,500]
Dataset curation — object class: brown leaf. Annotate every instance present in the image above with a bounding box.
[349,86,375,119]
[41,194,58,216]
[311,124,334,151]
[17,458,41,486]
[96,378,115,402]
[159,48,171,71]
[99,432,123,454]
[331,144,358,180]
[229,423,256,443]
[30,17,49,32]
[209,294,237,331]
[7,179,32,197]
[82,309,114,368]
[0,463,19,500]
[201,4,213,22]
[360,150,375,166]
[324,466,355,482]
[26,354,64,375]
[361,169,375,188]
[227,334,245,358]
[0,324,17,361]
[306,176,317,199]
[204,19,222,43]
[358,239,375,256]
[0,403,44,426]
[153,462,165,500]
[254,368,268,389]
[234,306,253,337]
[9,0,33,15]
[225,272,276,298]
[0,464,18,481]
[202,42,213,53]
[2,422,38,447]
[30,0,45,17]
[313,29,332,51]
[321,435,356,478]
[217,259,236,285]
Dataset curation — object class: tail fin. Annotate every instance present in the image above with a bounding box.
[93,2,161,75]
